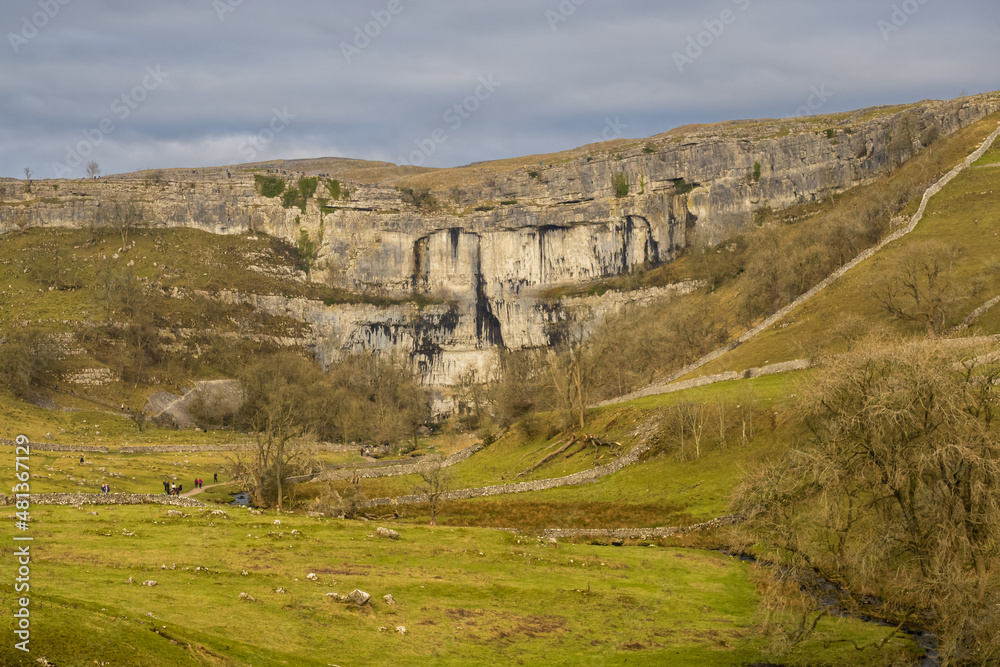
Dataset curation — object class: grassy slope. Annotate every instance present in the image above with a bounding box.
[321,373,804,533]
[0,505,913,667]
[692,118,1000,377]
[0,225,434,414]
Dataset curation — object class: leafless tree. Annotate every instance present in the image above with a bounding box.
[416,461,451,526]
[232,352,325,511]
[734,337,1000,663]
[22,167,32,194]
[104,196,142,248]
[11,208,33,234]
[875,241,972,336]
[86,161,101,179]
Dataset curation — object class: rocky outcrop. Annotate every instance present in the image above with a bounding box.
[3,95,997,388]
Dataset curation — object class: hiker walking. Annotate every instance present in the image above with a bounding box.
[163,481,169,495]
[213,472,218,483]
[170,483,176,495]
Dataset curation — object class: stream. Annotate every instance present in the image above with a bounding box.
[719,550,938,667]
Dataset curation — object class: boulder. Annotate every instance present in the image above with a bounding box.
[346,589,371,606]
[376,526,399,540]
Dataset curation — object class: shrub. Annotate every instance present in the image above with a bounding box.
[282,187,301,210]
[253,174,285,198]
[672,178,694,195]
[399,187,439,211]
[298,176,318,199]
[326,179,341,200]
[612,172,630,198]
[753,161,761,182]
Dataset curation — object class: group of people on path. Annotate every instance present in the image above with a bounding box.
[100,483,110,493]
[162,473,219,495]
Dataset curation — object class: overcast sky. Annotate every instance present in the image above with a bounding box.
[1,0,997,179]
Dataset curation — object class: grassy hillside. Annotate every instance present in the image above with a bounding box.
[689,119,1000,378]
[0,225,431,416]
[565,111,1000,402]
[315,372,804,532]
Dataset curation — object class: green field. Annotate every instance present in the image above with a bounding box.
[0,505,916,667]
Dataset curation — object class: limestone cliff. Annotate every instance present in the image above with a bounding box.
[3,94,998,388]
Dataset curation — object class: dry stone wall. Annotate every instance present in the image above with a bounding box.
[357,438,652,508]
[1,493,204,507]
[541,514,745,541]
[0,438,109,453]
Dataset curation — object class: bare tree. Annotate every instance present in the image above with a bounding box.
[22,167,32,194]
[11,208,33,235]
[233,352,327,511]
[687,401,707,460]
[416,461,451,526]
[544,325,590,431]
[0,327,54,398]
[734,337,1000,663]
[86,161,101,179]
[105,196,141,248]
[875,241,971,336]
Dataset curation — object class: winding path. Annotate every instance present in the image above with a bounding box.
[180,481,228,497]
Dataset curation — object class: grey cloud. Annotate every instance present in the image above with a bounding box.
[0,0,996,178]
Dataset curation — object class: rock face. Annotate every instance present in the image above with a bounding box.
[3,95,998,389]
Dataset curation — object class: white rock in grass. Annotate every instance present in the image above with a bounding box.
[383,594,396,606]
[141,580,157,587]
[346,589,371,606]
[376,526,399,540]
[396,626,407,636]
[306,573,318,581]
